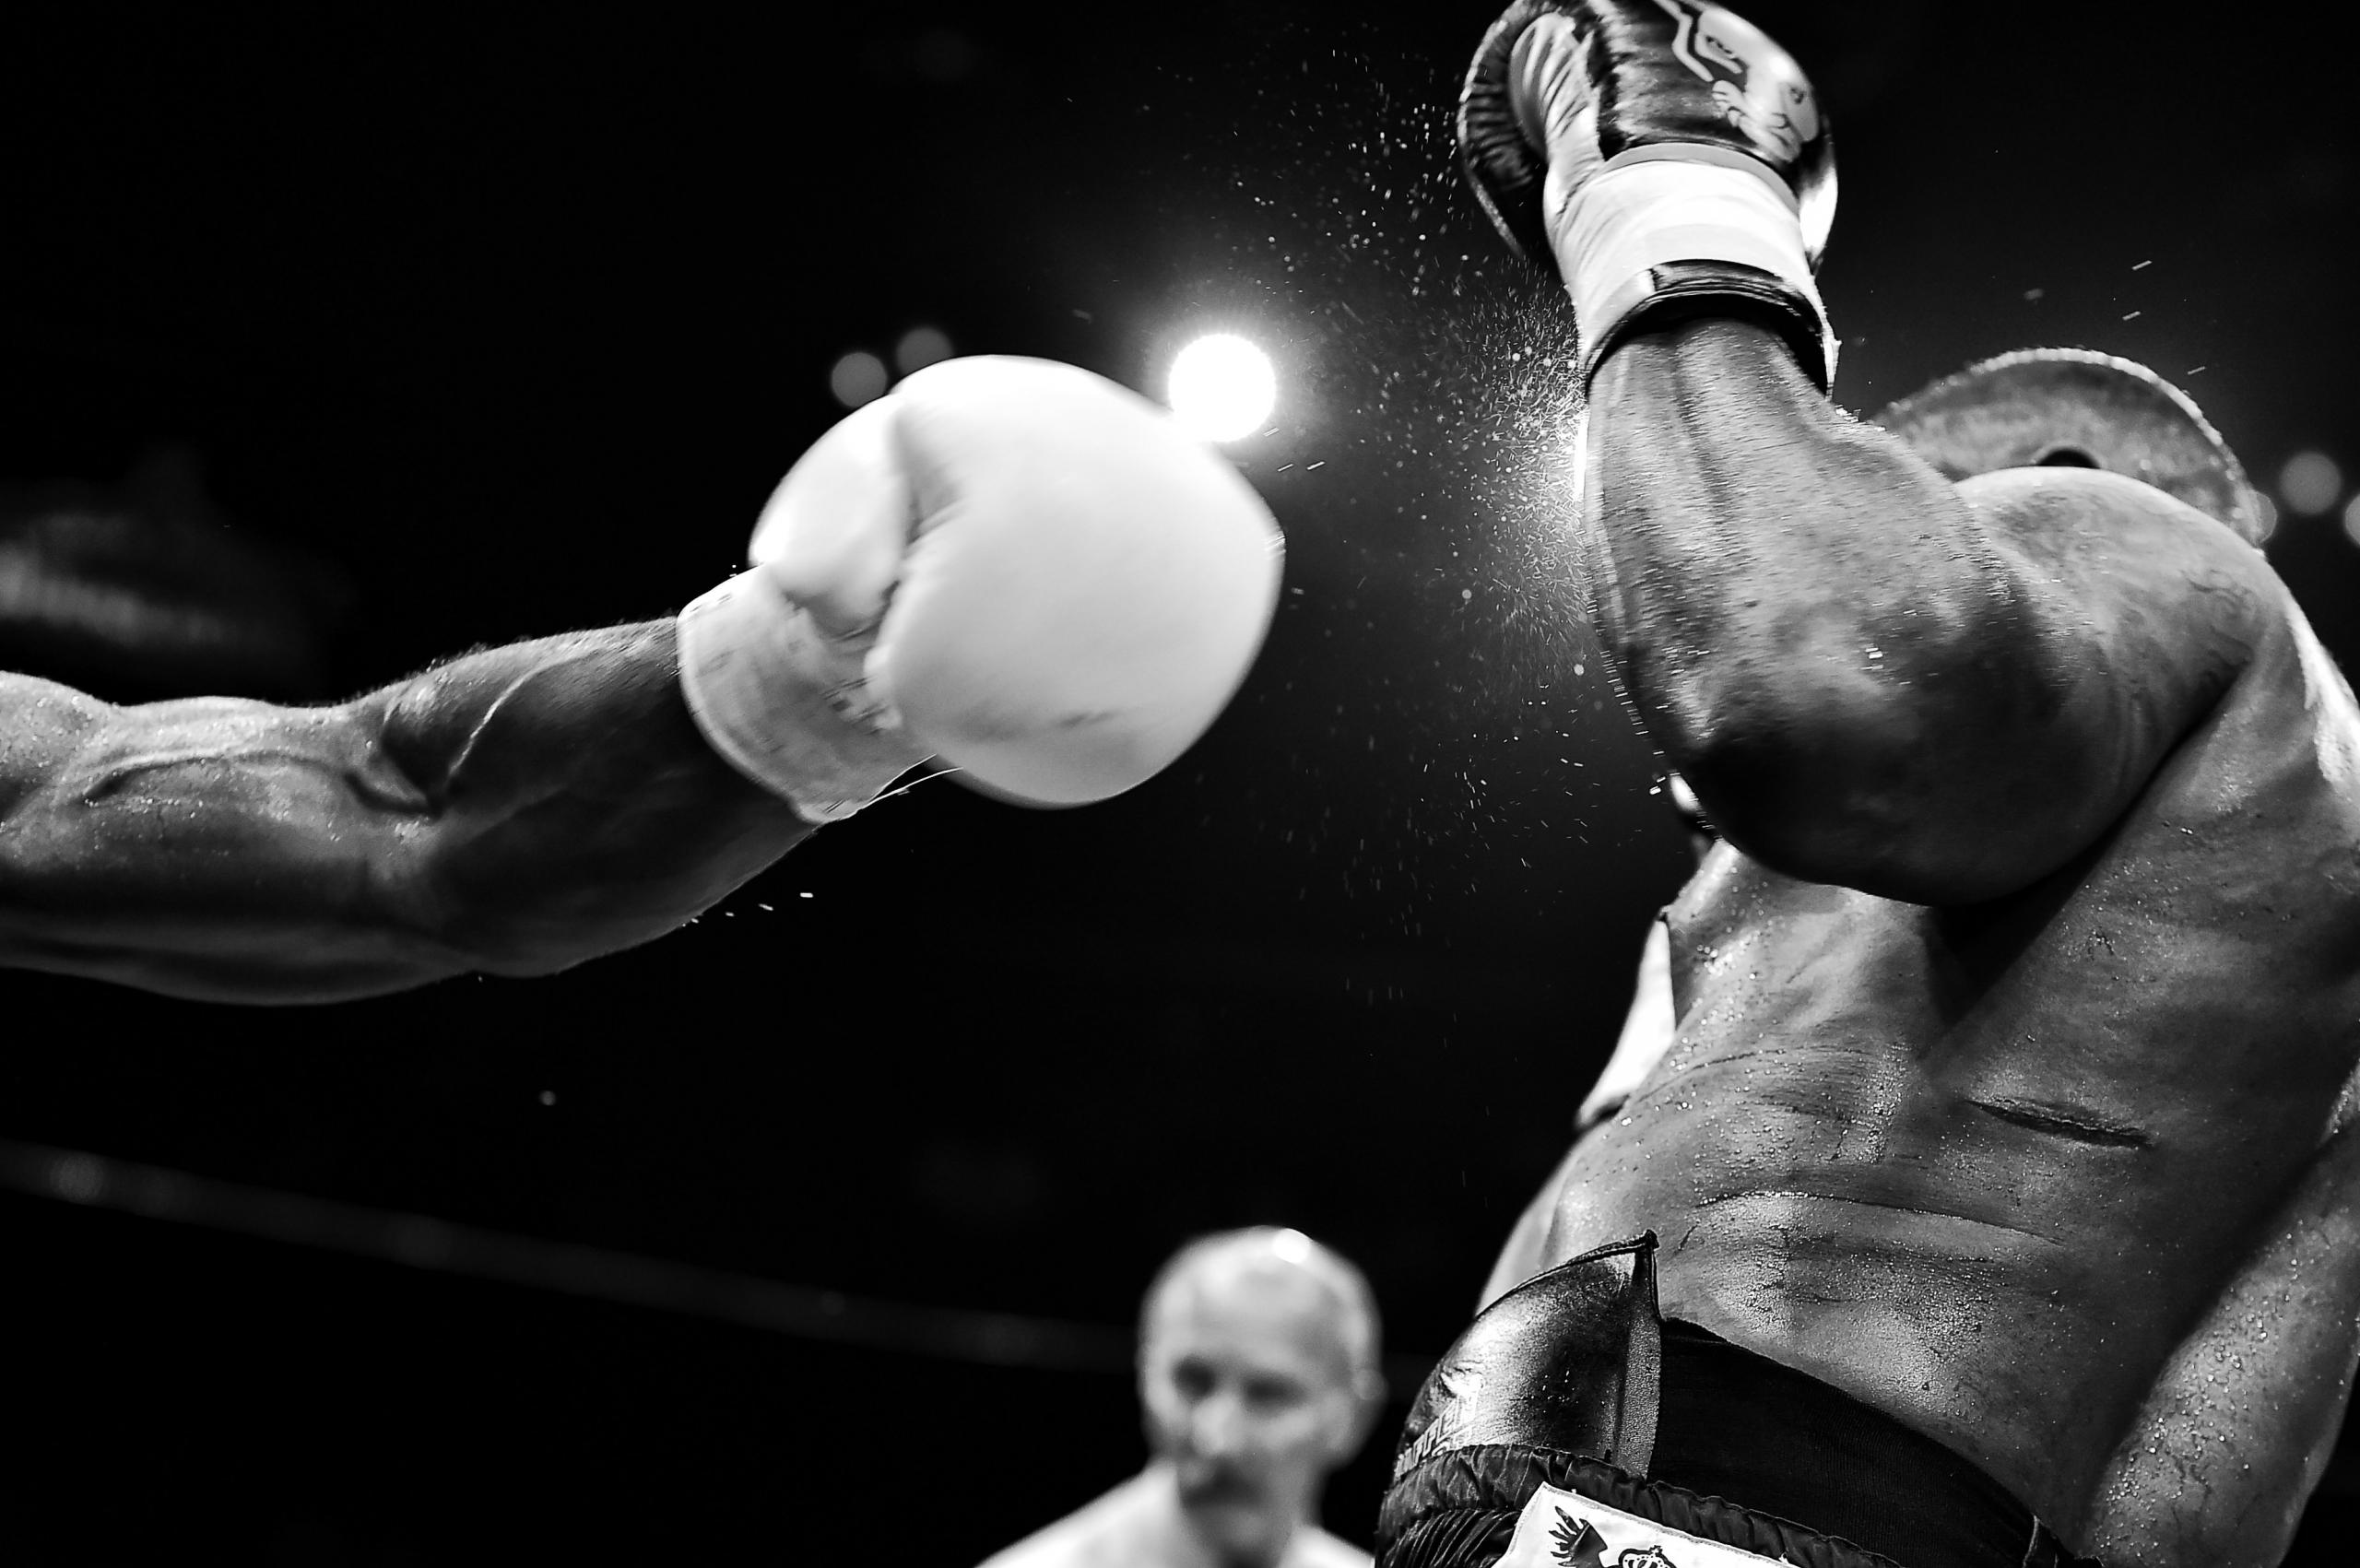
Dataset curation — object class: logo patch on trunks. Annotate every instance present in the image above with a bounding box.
[1499,1483,1791,1568]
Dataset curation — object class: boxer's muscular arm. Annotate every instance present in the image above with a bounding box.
[1583,318,2273,903]
[0,620,812,1003]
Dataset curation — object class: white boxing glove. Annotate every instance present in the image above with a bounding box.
[678,356,1285,822]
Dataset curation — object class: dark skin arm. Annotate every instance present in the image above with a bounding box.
[1583,317,2274,903]
[0,620,814,1003]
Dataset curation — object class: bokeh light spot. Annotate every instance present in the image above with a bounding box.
[895,325,953,375]
[2279,450,2343,517]
[2341,493,2360,550]
[1167,334,1277,443]
[828,350,889,409]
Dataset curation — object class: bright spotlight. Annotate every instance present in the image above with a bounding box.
[1167,335,1276,443]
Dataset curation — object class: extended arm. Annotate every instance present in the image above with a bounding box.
[0,621,818,1003]
[0,356,1283,1004]
[1581,318,2272,902]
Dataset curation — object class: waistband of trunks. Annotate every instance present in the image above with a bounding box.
[1379,1443,1903,1568]
[1378,1236,2098,1568]
[1378,1443,2094,1568]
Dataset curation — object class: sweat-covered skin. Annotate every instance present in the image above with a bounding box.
[1454,4,2360,1564]
[1507,202,2360,1568]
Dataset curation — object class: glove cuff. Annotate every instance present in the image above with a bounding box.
[677,572,928,824]
[1552,154,1835,390]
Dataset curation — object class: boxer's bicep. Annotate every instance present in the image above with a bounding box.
[1669,466,2270,903]
[1585,324,2274,902]
[0,672,466,1001]
[1797,469,2269,901]
[1956,466,2273,834]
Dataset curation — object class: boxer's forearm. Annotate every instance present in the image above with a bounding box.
[0,622,811,1002]
[369,619,814,975]
[1581,320,2019,894]
[1580,319,2265,902]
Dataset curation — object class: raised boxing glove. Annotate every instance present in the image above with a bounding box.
[678,357,1285,821]
[1459,0,1836,387]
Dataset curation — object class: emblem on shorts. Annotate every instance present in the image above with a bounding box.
[1650,0,1822,164]
[1552,1507,1680,1568]
[1552,1508,1611,1567]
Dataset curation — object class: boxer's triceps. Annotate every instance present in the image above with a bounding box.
[0,621,810,1003]
[1581,317,2276,904]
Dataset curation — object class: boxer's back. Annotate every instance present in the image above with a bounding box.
[1537,581,2360,1550]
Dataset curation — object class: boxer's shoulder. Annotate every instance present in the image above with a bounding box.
[1955,464,2278,619]
[1959,464,2357,853]
[2218,560,2360,745]
[2131,536,2360,883]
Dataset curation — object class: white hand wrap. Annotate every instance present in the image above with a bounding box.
[1551,149,1831,382]
[677,572,926,825]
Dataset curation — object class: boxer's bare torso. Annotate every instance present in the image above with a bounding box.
[1538,628,2360,1535]
[1493,321,2360,1567]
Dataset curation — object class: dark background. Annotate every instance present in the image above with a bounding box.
[2,3,2355,1562]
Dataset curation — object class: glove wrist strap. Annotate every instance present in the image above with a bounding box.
[677,572,926,824]
[1552,155,1834,389]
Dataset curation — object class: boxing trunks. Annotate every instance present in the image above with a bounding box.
[1379,1237,2094,1568]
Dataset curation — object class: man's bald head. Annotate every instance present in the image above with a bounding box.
[1139,1227,1382,1390]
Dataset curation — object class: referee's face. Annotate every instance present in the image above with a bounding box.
[1140,1269,1356,1561]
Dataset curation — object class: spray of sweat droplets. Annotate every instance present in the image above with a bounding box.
[1110,17,1675,961]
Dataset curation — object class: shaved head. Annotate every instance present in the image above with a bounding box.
[1141,1228,1381,1388]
